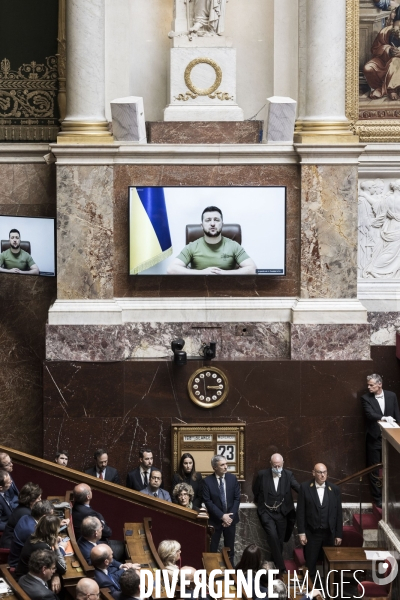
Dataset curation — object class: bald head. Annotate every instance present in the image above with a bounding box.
[270,454,284,469]
[90,543,112,568]
[73,483,92,505]
[313,463,328,485]
[76,577,100,599]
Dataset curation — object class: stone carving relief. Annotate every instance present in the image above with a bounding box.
[359,178,400,278]
[170,0,228,40]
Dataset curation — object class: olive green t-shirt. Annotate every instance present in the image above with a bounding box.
[177,236,249,271]
[0,248,35,271]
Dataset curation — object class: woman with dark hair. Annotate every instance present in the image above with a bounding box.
[171,453,203,509]
[16,514,67,594]
[0,482,42,548]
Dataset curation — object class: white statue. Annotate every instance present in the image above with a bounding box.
[358,179,386,275]
[364,179,400,278]
[170,0,229,40]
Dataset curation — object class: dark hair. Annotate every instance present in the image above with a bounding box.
[94,448,108,460]
[28,549,57,574]
[0,469,9,487]
[178,453,198,481]
[32,515,61,547]
[18,482,42,508]
[235,544,263,573]
[9,228,20,238]
[55,449,69,459]
[31,500,54,520]
[120,569,141,596]
[201,206,223,221]
[139,448,153,458]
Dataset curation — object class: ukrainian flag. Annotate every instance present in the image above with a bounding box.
[129,187,173,274]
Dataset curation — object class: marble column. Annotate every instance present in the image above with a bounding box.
[58,0,113,143]
[295,0,357,143]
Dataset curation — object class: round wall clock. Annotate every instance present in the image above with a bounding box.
[187,367,229,408]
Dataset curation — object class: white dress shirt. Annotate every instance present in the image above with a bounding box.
[316,483,325,505]
[375,392,385,415]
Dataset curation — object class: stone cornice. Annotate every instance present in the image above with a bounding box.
[0,143,51,163]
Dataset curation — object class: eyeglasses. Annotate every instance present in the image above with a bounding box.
[314,470,327,475]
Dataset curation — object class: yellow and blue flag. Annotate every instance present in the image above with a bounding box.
[129,187,173,274]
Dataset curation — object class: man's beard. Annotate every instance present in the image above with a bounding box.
[203,227,222,238]
[11,242,20,250]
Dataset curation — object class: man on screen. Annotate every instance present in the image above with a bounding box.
[167,206,257,274]
[0,229,39,275]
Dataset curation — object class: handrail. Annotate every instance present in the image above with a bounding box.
[65,507,95,578]
[336,463,383,486]
[144,517,165,571]
[0,564,31,600]
[0,444,207,525]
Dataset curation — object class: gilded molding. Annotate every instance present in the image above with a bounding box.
[57,0,66,122]
[347,0,400,141]
[184,58,222,96]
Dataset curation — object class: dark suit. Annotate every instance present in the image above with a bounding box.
[203,472,240,563]
[77,536,122,569]
[296,479,343,579]
[72,503,112,539]
[0,493,13,531]
[126,466,157,491]
[85,465,121,484]
[18,573,59,600]
[253,468,300,572]
[93,564,122,596]
[5,478,19,509]
[141,486,171,501]
[0,505,31,548]
[361,389,400,503]
[9,515,36,567]
[171,472,203,509]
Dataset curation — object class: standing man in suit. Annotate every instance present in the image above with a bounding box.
[91,544,123,596]
[0,452,19,508]
[253,453,300,575]
[0,470,14,531]
[297,463,343,581]
[85,448,121,483]
[202,455,240,564]
[141,470,171,501]
[361,373,400,507]
[18,549,59,600]
[126,448,156,491]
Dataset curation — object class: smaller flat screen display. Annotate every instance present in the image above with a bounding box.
[0,215,56,277]
[129,186,286,275]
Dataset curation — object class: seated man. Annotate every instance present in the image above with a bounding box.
[0,469,14,531]
[141,470,171,501]
[72,483,124,562]
[167,206,256,275]
[78,516,139,571]
[0,452,19,509]
[76,578,100,600]
[91,544,123,597]
[0,481,42,548]
[18,548,59,600]
[54,450,69,467]
[9,500,54,567]
[114,568,141,600]
[126,447,156,491]
[0,229,39,275]
[85,448,120,483]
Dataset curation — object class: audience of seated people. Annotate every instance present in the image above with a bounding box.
[126,447,157,491]
[16,514,67,586]
[171,453,203,509]
[18,548,60,600]
[0,482,42,548]
[72,483,124,561]
[0,452,19,509]
[54,450,69,467]
[141,470,171,500]
[9,500,55,567]
[85,448,121,483]
[90,543,123,598]
[172,482,196,509]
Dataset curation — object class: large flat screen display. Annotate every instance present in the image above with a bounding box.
[0,215,56,277]
[129,186,286,276]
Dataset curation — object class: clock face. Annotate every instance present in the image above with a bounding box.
[187,367,229,408]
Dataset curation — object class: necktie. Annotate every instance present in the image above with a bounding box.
[144,471,148,486]
[108,572,120,590]
[100,471,105,480]
[153,492,158,497]
[219,477,227,513]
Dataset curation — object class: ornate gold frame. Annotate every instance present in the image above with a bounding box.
[187,366,229,408]
[347,0,400,142]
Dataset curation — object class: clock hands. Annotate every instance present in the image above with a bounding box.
[206,385,223,389]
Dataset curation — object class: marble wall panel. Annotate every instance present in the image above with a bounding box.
[301,165,358,299]
[46,322,290,361]
[145,121,263,144]
[43,350,400,500]
[57,165,114,300]
[368,311,400,346]
[291,324,371,360]
[0,163,56,456]
[113,164,300,297]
